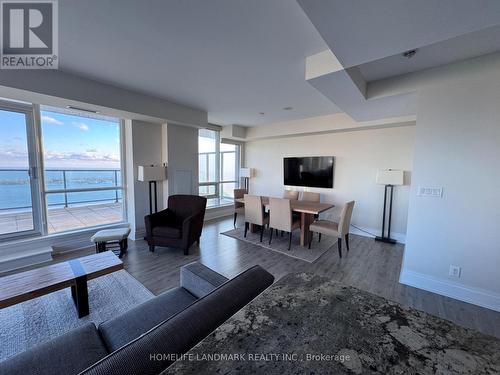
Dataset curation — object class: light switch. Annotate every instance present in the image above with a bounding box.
[417,186,443,197]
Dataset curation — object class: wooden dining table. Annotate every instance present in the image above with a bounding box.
[235,197,334,247]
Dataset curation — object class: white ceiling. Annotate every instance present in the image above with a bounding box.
[58,0,339,126]
[297,0,500,69]
[297,0,500,121]
[359,24,500,82]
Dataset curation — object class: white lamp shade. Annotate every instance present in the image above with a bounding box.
[240,168,253,178]
[376,169,404,185]
[138,166,166,182]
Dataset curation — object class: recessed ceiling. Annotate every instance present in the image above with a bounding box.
[359,24,500,82]
[298,0,500,121]
[58,0,339,126]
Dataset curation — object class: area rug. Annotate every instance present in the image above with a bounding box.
[221,227,335,263]
[0,270,154,362]
[167,272,500,374]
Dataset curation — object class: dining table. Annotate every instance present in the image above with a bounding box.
[234,196,334,247]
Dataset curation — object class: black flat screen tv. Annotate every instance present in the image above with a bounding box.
[284,156,334,188]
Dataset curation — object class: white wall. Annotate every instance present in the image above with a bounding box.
[166,124,199,196]
[401,55,500,311]
[245,124,415,241]
[0,69,207,127]
[125,120,165,239]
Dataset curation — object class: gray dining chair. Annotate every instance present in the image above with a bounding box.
[243,194,268,242]
[300,191,321,219]
[233,188,246,227]
[268,198,301,250]
[308,201,355,258]
[300,191,320,202]
[283,190,299,200]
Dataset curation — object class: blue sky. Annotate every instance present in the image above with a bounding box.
[0,109,120,169]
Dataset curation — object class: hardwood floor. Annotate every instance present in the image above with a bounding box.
[46,216,500,339]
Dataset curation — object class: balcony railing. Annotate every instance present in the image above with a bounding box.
[0,168,123,212]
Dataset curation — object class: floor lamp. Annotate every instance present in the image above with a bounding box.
[375,169,404,244]
[240,167,253,192]
[138,165,167,215]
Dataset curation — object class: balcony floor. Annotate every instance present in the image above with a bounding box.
[0,202,123,234]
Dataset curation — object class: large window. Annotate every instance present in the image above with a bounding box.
[0,99,126,240]
[40,107,124,233]
[198,129,240,207]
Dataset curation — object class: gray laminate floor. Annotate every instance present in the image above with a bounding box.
[51,216,500,339]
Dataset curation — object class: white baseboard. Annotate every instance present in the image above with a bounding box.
[132,229,146,241]
[205,205,233,221]
[349,224,406,244]
[399,269,500,313]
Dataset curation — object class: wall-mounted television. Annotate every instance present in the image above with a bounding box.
[284,156,334,188]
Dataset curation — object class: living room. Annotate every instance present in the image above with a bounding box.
[1,1,500,374]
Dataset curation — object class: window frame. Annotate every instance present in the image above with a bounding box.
[0,99,43,241]
[0,99,128,241]
[198,129,241,207]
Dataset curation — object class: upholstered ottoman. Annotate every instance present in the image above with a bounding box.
[91,227,131,258]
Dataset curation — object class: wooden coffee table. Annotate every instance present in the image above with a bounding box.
[0,251,123,318]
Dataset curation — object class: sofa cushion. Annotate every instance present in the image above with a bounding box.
[0,322,108,375]
[98,287,197,352]
[152,226,182,239]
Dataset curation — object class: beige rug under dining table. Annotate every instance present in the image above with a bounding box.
[234,197,334,247]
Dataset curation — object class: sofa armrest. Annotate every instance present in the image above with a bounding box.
[79,265,274,375]
[180,262,229,298]
[1,323,108,375]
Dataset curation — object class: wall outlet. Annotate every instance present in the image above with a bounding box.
[417,186,443,197]
[449,265,461,278]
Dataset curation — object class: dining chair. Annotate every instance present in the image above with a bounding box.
[300,191,320,202]
[283,190,299,200]
[233,188,247,227]
[243,194,268,242]
[268,198,301,250]
[308,201,355,258]
[300,191,321,219]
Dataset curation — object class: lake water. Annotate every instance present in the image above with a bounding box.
[0,169,122,210]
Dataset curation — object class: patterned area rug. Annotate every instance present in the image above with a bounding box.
[221,227,335,262]
[167,273,500,374]
[0,270,154,362]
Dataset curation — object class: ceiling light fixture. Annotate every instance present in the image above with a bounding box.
[283,107,293,111]
[259,112,265,115]
[402,49,417,59]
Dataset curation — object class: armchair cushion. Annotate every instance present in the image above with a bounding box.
[152,226,182,239]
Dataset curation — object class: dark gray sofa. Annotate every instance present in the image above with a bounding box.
[0,262,274,375]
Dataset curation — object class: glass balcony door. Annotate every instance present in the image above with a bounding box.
[0,101,41,239]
